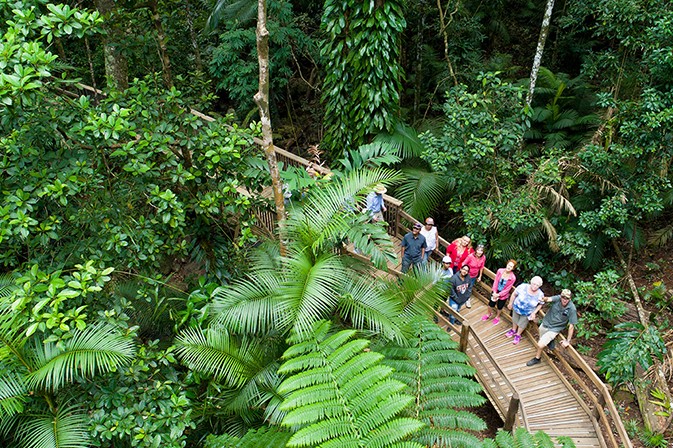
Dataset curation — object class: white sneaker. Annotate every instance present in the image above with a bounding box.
[465,298,472,308]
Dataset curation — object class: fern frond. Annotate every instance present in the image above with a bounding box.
[278,320,424,448]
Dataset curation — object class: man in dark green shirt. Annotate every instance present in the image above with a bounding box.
[526,289,578,366]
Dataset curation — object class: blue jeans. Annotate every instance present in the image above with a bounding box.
[448,298,462,324]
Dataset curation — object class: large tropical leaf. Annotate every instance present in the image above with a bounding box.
[279,252,348,338]
[26,324,135,391]
[396,167,450,220]
[211,272,287,335]
[374,120,426,159]
[335,277,404,342]
[12,406,89,448]
[277,320,425,448]
[0,374,27,419]
[176,326,278,388]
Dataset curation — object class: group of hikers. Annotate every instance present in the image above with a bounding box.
[367,185,578,367]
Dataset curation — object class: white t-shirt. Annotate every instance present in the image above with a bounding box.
[420,226,438,251]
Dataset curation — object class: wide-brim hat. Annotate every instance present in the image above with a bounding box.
[374,184,387,194]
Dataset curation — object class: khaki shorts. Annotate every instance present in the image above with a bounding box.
[539,324,560,347]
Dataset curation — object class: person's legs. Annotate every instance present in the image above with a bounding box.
[401,256,412,273]
[493,299,506,323]
[482,299,496,320]
[448,299,462,324]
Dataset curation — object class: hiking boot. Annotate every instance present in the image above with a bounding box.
[513,334,521,345]
[526,357,541,366]
[505,329,515,338]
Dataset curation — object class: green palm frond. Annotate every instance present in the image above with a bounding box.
[0,373,27,419]
[335,277,403,342]
[374,120,425,159]
[0,273,17,299]
[280,252,348,338]
[336,142,401,173]
[378,316,485,447]
[278,320,425,448]
[26,324,135,392]
[176,326,279,391]
[345,215,397,269]
[204,426,292,448]
[378,269,445,320]
[13,406,89,448]
[289,167,401,252]
[648,223,673,247]
[396,168,450,219]
[211,272,287,335]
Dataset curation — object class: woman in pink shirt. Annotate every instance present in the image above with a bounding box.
[464,244,486,287]
[481,259,517,325]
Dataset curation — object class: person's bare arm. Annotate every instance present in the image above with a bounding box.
[562,324,574,348]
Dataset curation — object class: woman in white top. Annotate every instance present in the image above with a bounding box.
[420,217,439,263]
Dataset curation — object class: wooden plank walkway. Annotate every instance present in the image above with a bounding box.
[447,283,604,447]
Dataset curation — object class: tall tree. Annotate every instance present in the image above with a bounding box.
[94,0,129,90]
[526,0,555,107]
[253,0,287,250]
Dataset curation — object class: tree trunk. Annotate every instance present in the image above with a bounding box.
[254,0,286,255]
[436,0,459,87]
[148,0,174,89]
[613,240,672,433]
[94,0,129,90]
[526,0,555,107]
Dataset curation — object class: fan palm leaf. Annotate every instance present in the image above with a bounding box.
[26,324,135,392]
[280,252,348,338]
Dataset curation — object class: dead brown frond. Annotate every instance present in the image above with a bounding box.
[648,224,673,248]
[541,217,560,252]
[535,184,577,217]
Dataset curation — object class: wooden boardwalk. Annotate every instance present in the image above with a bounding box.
[449,283,604,447]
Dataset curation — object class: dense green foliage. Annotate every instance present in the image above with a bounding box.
[320,0,406,156]
[2,0,672,445]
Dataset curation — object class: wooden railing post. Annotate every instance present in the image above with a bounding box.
[504,393,520,431]
[459,322,470,353]
[592,393,607,419]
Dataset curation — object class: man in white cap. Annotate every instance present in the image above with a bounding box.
[526,289,578,366]
[365,184,387,222]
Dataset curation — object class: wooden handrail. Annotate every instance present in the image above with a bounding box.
[436,294,529,430]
